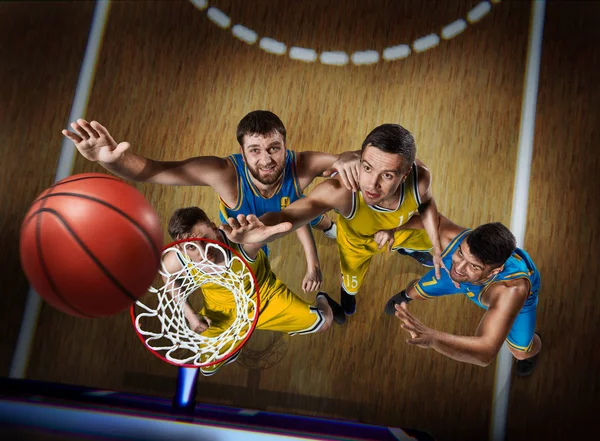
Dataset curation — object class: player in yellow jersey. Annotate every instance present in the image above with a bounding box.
[219,124,446,316]
[63,111,361,296]
[161,206,345,376]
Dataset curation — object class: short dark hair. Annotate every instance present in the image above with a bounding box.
[167,207,210,240]
[236,110,287,147]
[361,124,416,169]
[466,223,517,268]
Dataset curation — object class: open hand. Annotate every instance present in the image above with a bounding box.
[62,119,130,163]
[394,303,436,349]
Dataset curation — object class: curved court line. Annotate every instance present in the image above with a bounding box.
[190,0,501,66]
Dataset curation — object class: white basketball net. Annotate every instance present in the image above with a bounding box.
[133,239,258,367]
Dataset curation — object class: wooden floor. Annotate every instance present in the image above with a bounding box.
[2,1,599,440]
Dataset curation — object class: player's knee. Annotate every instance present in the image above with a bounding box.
[318,319,332,333]
[509,346,530,360]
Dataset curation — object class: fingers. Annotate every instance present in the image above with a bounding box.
[227,216,241,230]
[435,262,441,280]
[351,164,360,189]
[78,118,99,139]
[218,223,232,235]
[70,121,89,140]
[387,237,394,252]
[90,120,116,144]
[268,221,293,235]
[336,168,352,191]
[236,214,249,227]
[62,129,82,143]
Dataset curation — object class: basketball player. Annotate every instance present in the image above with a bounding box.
[384,215,542,376]
[218,124,446,316]
[163,206,345,376]
[62,112,360,294]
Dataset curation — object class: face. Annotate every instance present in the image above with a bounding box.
[449,240,501,284]
[241,132,286,185]
[359,145,411,206]
[177,220,224,265]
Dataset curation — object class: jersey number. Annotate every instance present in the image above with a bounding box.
[344,275,359,289]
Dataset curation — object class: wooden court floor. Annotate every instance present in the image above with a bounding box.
[2,1,599,440]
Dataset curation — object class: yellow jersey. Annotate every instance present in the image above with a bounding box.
[337,162,421,242]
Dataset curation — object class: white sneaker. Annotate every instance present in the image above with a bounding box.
[323,222,337,239]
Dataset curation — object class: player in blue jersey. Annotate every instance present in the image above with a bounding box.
[63,111,360,294]
[384,215,542,376]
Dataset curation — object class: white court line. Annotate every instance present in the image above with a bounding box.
[9,0,112,379]
[490,1,547,441]
[188,0,500,66]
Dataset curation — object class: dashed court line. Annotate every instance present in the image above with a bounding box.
[190,0,501,66]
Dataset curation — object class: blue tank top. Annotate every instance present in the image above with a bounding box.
[219,150,303,224]
[441,229,540,309]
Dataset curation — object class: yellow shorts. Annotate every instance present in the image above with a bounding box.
[198,275,325,375]
[338,228,432,294]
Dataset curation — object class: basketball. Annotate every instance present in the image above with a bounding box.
[19,173,164,318]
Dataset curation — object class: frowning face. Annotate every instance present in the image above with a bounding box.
[241,132,287,185]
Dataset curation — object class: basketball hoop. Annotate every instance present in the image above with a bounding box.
[130,238,260,369]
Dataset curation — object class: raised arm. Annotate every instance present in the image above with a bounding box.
[62,119,234,187]
[220,177,352,245]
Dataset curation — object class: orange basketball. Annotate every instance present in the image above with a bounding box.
[19,173,164,318]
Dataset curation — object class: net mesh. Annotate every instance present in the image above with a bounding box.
[132,239,258,367]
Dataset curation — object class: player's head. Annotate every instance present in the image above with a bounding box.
[358,124,416,205]
[168,207,224,264]
[450,223,517,283]
[237,110,287,185]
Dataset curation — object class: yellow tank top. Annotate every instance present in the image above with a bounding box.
[176,232,271,311]
[337,162,421,241]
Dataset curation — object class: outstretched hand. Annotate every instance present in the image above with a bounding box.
[394,302,437,349]
[219,214,293,244]
[322,151,360,191]
[62,118,130,163]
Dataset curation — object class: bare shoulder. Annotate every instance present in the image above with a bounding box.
[486,278,530,310]
[162,249,183,274]
[414,158,432,195]
[306,174,354,214]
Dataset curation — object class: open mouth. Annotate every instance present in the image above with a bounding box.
[451,267,465,278]
[364,191,379,199]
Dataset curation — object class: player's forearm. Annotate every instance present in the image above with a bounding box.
[418,199,443,255]
[431,332,496,367]
[183,301,201,328]
[259,208,326,243]
[99,151,159,182]
[295,225,320,269]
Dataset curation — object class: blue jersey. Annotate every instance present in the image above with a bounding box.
[219,150,325,228]
[414,228,541,352]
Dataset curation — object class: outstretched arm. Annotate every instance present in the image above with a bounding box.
[395,282,527,366]
[62,119,233,186]
[220,177,351,245]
